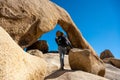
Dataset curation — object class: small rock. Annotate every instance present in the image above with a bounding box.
[26,40,49,53]
[100,49,114,60]
[27,49,44,58]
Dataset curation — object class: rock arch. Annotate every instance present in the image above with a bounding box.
[0,0,96,56]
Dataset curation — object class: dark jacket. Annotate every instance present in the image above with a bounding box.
[55,36,72,48]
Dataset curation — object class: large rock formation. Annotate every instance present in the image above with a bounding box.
[26,50,119,80]
[42,53,108,80]
[100,49,114,59]
[0,0,96,56]
[26,40,49,53]
[0,27,47,80]
[69,48,105,76]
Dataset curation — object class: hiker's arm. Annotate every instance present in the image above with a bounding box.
[67,41,73,48]
[65,36,73,48]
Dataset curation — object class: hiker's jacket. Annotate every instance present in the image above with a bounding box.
[55,36,72,48]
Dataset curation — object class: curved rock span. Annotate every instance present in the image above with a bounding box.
[0,0,96,56]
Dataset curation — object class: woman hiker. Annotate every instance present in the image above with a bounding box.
[55,30,72,70]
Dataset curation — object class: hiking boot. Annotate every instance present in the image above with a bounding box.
[59,67,64,70]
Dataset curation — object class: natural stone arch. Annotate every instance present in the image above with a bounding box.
[0,0,96,56]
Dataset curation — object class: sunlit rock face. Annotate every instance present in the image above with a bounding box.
[25,49,120,80]
[69,48,105,77]
[100,49,114,60]
[0,27,47,80]
[105,64,120,80]
[100,49,120,69]
[0,0,97,57]
[45,70,108,80]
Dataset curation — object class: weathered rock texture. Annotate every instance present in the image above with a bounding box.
[27,50,120,80]
[102,58,112,63]
[105,64,120,80]
[44,53,108,80]
[69,48,105,76]
[26,40,49,53]
[102,58,120,69]
[45,70,108,80]
[0,0,96,56]
[100,49,114,60]
[100,50,120,69]
[0,27,47,80]
[110,58,120,68]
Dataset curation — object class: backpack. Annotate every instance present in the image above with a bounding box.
[55,36,73,54]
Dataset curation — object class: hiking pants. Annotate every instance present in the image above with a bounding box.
[58,46,67,69]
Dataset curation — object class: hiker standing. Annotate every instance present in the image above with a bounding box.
[55,31,72,70]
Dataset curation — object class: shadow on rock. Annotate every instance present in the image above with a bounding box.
[45,69,74,79]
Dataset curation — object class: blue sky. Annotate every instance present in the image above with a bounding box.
[40,0,120,58]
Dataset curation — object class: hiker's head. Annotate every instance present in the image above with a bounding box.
[56,31,64,37]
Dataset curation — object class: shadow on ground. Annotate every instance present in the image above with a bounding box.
[45,69,75,79]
